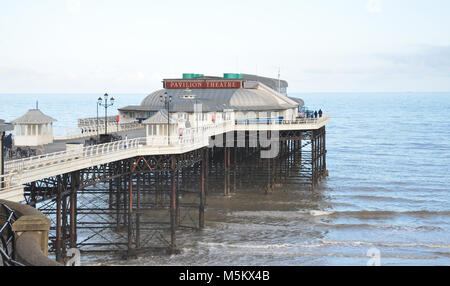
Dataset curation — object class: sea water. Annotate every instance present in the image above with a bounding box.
[1,92,449,265]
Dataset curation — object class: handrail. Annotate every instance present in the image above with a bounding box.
[55,122,143,141]
[0,173,21,191]
[235,114,329,125]
[3,137,142,180]
[78,115,117,127]
[0,203,23,266]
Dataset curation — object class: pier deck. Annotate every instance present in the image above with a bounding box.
[1,115,328,202]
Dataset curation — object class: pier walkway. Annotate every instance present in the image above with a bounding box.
[0,115,329,202]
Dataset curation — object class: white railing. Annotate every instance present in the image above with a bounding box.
[0,173,21,191]
[4,137,143,175]
[55,122,144,141]
[78,116,117,127]
[235,114,329,126]
[280,114,329,125]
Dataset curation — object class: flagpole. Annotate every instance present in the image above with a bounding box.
[278,68,281,93]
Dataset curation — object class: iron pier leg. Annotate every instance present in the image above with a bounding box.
[323,127,327,176]
[123,174,128,226]
[233,146,237,193]
[170,156,177,254]
[176,169,181,226]
[136,172,141,250]
[200,148,206,229]
[115,176,121,231]
[127,174,134,257]
[205,147,209,205]
[109,179,113,210]
[69,171,78,249]
[55,176,63,263]
[224,147,228,196]
[312,130,317,190]
[266,157,271,194]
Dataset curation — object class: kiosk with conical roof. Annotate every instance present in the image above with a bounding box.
[144,109,181,146]
[11,109,57,146]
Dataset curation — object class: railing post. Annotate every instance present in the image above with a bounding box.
[12,215,51,256]
[199,148,206,228]
[170,155,177,254]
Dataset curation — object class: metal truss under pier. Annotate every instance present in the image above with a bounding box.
[23,127,327,263]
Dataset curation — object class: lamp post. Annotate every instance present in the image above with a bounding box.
[183,88,199,133]
[160,92,172,145]
[98,93,115,135]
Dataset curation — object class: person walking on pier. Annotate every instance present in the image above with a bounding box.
[318,109,323,118]
[314,111,318,118]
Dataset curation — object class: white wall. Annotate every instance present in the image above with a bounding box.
[13,123,54,146]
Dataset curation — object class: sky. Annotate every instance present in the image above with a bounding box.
[0,0,449,93]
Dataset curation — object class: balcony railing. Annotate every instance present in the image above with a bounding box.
[235,114,329,125]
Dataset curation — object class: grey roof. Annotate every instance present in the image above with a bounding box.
[136,86,299,113]
[143,110,179,124]
[241,74,288,92]
[289,97,305,106]
[11,109,57,124]
[0,119,13,132]
[119,105,156,112]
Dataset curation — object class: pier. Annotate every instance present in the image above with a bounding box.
[0,73,329,264]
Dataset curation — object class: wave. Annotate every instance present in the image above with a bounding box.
[198,242,322,249]
[309,210,335,216]
[318,223,442,231]
[230,210,450,219]
[321,240,450,249]
[223,250,437,260]
[334,210,450,217]
[199,239,450,251]
[350,195,422,203]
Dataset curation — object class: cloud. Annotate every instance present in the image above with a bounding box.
[67,0,81,14]
[302,45,450,79]
[367,0,382,13]
[379,45,450,76]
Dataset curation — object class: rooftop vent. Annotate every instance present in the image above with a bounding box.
[183,73,204,79]
[223,73,243,79]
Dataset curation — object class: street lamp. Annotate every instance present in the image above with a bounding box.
[98,93,115,135]
[160,91,172,145]
[183,88,199,133]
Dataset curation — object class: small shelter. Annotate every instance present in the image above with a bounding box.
[144,110,181,145]
[11,109,57,146]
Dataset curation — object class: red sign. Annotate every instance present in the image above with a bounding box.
[165,80,242,89]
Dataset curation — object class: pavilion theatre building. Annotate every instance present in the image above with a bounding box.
[118,73,304,129]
